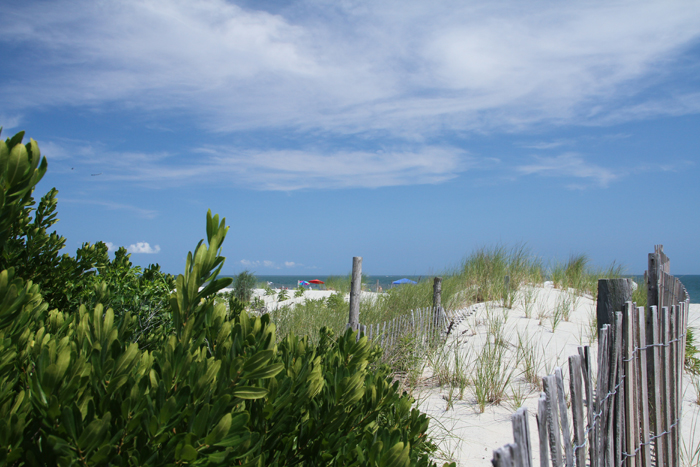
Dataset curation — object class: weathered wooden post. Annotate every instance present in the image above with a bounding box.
[596,278,634,332]
[433,276,442,309]
[348,256,362,331]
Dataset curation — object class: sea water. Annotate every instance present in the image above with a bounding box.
[677,275,699,303]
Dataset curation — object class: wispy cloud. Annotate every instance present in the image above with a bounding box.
[60,197,158,218]
[518,139,574,150]
[0,115,22,131]
[2,0,700,137]
[127,242,161,254]
[515,153,619,188]
[49,144,468,190]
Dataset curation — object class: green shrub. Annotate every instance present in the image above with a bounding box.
[0,130,451,467]
[233,270,256,303]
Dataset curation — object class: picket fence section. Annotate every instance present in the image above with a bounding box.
[355,306,462,356]
[493,246,690,467]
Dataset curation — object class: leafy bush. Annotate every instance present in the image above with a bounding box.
[0,130,451,467]
[233,270,256,304]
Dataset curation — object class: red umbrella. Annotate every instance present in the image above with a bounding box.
[308,279,325,284]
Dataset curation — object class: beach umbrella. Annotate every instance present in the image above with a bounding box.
[299,280,310,286]
[308,279,325,284]
[392,278,417,285]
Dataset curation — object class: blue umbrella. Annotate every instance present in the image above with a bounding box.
[392,278,417,285]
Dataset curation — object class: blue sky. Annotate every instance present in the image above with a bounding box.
[2,0,700,275]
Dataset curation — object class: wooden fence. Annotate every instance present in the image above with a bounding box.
[493,245,690,467]
[354,306,463,357]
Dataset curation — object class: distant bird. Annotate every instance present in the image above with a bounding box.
[91,173,102,176]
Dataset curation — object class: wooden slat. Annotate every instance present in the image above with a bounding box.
[538,392,550,467]
[382,320,387,349]
[637,306,652,467]
[622,302,636,467]
[661,306,673,467]
[650,306,664,467]
[597,325,610,467]
[609,313,622,467]
[512,407,533,467]
[569,354,586,467]
[669,305,678,467]
[493,443,517,467]
[579,346,596,467]
[555,367,574,467]
[543,375,563,467]
[616,349,624,467]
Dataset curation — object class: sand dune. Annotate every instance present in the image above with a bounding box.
[413,284,700,466]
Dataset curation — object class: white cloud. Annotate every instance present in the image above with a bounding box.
[515,153,618,188]
[2,0,700,136]
[104,242,117,252]
[127,242,161,254]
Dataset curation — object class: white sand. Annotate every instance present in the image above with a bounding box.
[412,284,700,466]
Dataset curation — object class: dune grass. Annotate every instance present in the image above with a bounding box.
[548,253,624,297]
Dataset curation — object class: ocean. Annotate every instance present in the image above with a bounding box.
[677,275,699,304]
[232,274,700,303]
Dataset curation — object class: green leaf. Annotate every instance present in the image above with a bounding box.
[192,404,210,438]
[204,413,232,445]
[207,450,230,463]
[179,444,198,461]
[380,442,410,467]
[112,342,139,377]
[231,386,268,400]
[242,349,274,374]
[227,412,249,433]
[6,143,29,186]
[213,431,249,448]
[159,396,177,425]
[245,362,284,380]
[61,407,77,440]
[77,412,111,453]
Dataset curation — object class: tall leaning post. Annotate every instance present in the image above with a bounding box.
[596,278,634,333]
[348,256,362,331]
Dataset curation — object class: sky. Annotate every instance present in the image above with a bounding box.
[1,0,700,276]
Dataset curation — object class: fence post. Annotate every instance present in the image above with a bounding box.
[348,256,362,331]
[512,407,533,467]
[537,393,550,467]
[433,276,442,309]
[596,278,634,332]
